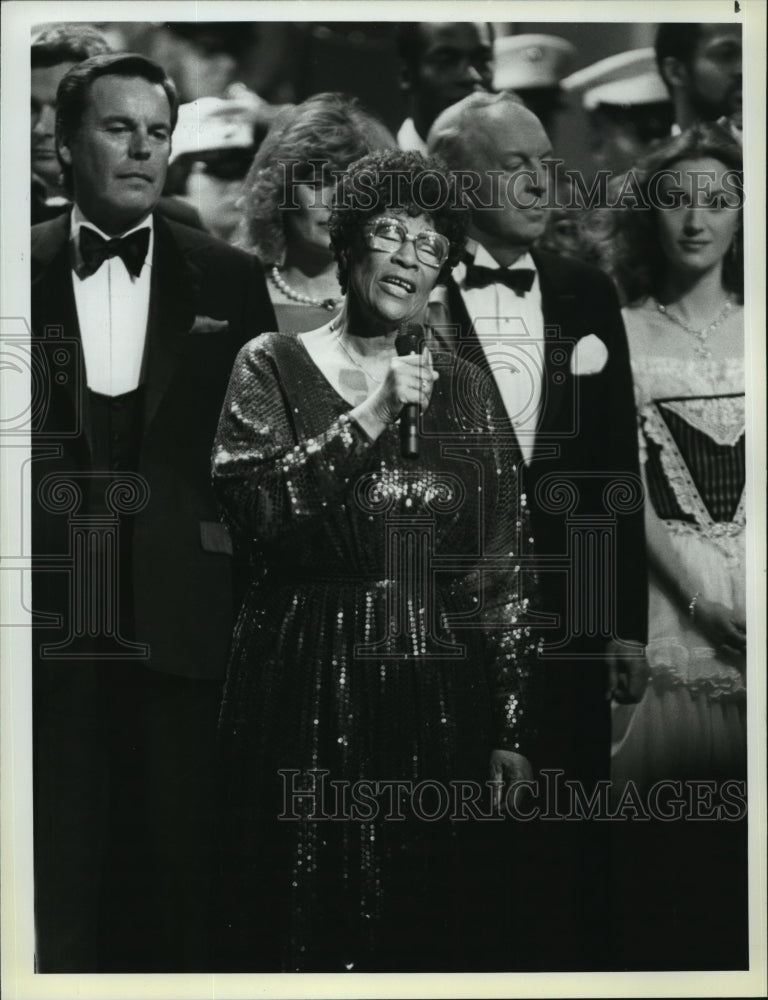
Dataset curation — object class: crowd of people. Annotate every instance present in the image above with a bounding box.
[27,18,747,975]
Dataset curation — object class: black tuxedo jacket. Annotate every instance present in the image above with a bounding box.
[30,210,275,680]
[441,249,648,656]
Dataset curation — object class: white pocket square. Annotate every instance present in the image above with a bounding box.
[189,315,230,334]
[569,333,608,375]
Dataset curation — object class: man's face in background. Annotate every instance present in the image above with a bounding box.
[684,24,742,122]
[31,61,76,192]
[405,23,494,133]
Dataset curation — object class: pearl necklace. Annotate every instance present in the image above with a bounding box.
[655,297,735,360]
[269,265,341,311]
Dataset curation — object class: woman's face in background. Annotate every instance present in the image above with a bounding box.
[654,156,741,277]
[282,181,336,260]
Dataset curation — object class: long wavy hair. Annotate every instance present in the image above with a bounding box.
[583,122,744,305]
[234,93,394,264]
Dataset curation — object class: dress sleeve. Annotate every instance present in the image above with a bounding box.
[464,373,541,756]
[212,335,375,547]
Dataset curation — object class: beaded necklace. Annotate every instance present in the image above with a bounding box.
[269,265,341,311]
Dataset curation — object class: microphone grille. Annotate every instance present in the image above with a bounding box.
[395,321,424,356]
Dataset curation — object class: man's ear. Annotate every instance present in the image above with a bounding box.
[660,56,689,91]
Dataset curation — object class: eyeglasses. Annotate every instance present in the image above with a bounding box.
[362,217,450,268]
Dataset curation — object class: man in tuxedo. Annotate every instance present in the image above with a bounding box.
[427,92,648,966]
[31,53,275,972]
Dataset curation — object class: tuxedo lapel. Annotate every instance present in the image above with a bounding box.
[31,215,89,447]
[531,250,576,441]
[441,276,496,384]
[142,214,196,434]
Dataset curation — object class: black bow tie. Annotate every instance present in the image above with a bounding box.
[464,262,536,295]
[78,225,151,279]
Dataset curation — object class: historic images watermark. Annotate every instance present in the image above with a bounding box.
[278,768,747,823]
[277,160,744,213]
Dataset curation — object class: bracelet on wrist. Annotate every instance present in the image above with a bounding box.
[688,591,701,620]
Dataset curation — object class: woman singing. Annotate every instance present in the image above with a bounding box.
[212,150,538,971]
[589,124,746,792]
[235,93,394,332]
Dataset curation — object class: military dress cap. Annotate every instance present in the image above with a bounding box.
[562,48,670,110]
[493,34,577,91]
[170,96,256,163]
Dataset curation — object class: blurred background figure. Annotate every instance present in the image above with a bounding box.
[536,175,603,265]
[235,93,394,332]
[141,21,252,101]
[395,22,494,152]
[655,22,742,132]
[164,96,258,243]
[138,21,285,134]
[30,22,112,222]
[493,33,576,138]
[562,48,673,175]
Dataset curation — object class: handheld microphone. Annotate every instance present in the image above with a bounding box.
[395,322,425,460]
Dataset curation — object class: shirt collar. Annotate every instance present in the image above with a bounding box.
[471,243,536,272]
[396,117,429,154]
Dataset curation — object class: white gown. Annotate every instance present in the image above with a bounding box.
[611,300,746,795]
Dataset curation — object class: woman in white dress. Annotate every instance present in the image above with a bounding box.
[591,124,746,794]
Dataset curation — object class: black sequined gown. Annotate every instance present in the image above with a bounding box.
[212,331,537,971]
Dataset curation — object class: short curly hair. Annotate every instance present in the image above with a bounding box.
[329,148,469,293]
[582,122,743,305]
[234,93,394,263]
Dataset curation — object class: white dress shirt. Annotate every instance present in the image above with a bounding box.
[396,117,428,154]
[70,206,154,397]
[440,244,544,464]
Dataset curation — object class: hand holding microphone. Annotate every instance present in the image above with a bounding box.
[395,322,429,459]
[350,323,438,448]
[349,323,438,447]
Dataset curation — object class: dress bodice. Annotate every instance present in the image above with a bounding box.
[623,301,745,547]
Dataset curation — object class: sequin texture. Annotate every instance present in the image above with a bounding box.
[212,332,539,971]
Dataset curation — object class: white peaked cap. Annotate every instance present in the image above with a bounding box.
[494,34,577,90]
[562,48,670,110]
[170,96,255,163]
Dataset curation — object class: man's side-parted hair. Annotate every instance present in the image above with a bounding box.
[329,148,469,293]
[31,23,112,69]
[55,53,179,196]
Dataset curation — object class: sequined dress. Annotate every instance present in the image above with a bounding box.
[212,331,537,971]
[611,301,746,792]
